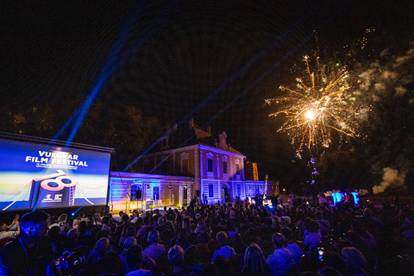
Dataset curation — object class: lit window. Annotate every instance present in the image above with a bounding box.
[207,158,213,172]
[153,187,160,200]
[209,184,214,197]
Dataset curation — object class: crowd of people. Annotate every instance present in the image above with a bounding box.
[1,196,414,275]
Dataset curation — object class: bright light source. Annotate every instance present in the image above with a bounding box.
[304,109,316,121]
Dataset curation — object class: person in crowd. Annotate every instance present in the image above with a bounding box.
[167,245,185,275]
[0,214,20,244]
[241,243,269,275]
[88,237,111,264]
[119,236,138,273]
[0,196,412,275]
[266,233,294,275]
[0,210,54,275]
[304,218,322,251]
[142,229,166,262]
[126,245,153,276]
[282,227,303,265]
[211,231,237,264]
[341,246,368,276]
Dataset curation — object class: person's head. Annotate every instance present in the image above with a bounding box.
[341,247,367,273]
[147,229,160,245]
[272,233,287,248]
[122,236,137,251]
[19,210,49,238]
[72,218,81,229]
[281,227,293,241]
[124,224,137,237]
[216,231,229,246]
[95,237,111,252]
[242,243,267,274]
[168,245,185,266]
[157,216,166,226]
[122,213,129,223]
[66,228,79,240]
[58,213,67,223]
[305,218,320,233]
[48,225,60,239]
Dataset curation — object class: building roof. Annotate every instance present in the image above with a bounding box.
[160,119,244,156]
[145,143,245,159]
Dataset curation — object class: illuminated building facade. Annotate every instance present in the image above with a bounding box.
[109,120,265,211]
[109,172,193,212]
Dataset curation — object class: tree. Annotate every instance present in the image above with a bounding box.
[77,103,166,170]
[0,99,166,171]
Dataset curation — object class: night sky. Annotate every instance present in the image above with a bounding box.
[1,1,413,183]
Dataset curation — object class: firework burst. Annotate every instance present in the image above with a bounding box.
[266,54,360,154]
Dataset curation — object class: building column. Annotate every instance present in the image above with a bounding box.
[218,180,222,203]
[187,183,192,203]
[198,147,203,197]
[194,148,200,199]
[215,155,220,179]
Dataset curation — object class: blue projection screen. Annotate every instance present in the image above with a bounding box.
[0,138,111,211]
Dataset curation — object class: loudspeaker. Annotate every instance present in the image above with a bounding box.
[135,189,142,200]
[131,185,142,200]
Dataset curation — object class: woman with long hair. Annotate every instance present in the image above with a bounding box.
[242,243,269,275]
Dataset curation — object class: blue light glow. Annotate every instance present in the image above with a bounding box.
[61,1,177,146]
[332,192,343,206]
[351,191,359,206]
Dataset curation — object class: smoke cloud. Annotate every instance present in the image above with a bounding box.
[372,167,405,194]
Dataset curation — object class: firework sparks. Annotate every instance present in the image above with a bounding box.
[266,54,360,154]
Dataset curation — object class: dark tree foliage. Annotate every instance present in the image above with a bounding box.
[0,101,166,171]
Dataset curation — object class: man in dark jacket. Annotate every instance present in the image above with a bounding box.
[0,210,55,276]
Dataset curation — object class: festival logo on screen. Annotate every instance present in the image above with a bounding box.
[29,170,77,208]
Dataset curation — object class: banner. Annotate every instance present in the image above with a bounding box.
[0,138,111,211]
